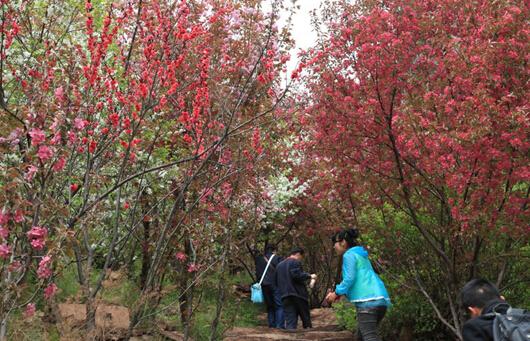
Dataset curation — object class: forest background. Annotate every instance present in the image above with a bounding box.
[0,0,528,340]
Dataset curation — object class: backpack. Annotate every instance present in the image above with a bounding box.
[491,305,530,341]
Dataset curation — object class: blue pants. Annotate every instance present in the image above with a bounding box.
[262,285,285,328]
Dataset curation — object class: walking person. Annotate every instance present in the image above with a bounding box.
[275,247,316,330]
[326,228,391,341]
[255,244,284,328]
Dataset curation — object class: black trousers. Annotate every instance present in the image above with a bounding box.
[356,306,387,341]
[282,296,311,329]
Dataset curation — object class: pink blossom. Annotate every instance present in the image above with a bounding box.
[27,226,48,239]
[222,182,233,197]
[49,116,61,131]
[187,263,198,273]
[6,128,22,146]
[31,239,46,250]
[37,145,54,161]
[67,131,77,144]
[0,210,8,225]
[54,86,64,101]
[14,210,24,223]
[0,243,11,259]
[27,226,48,250]
[37,256,52,279]
[52,157,66,171]
[24,303,36,318]
[176,251,187,262]
[29,128,46,146]
[0,227,8,239]
[74,117,87,130]
[200,188,214,203]
[50,133,62,145]
[44,283,58,300]
[8,260,21,272]
[25,165,38,181]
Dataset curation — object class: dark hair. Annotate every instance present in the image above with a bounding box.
[331,228,359,248]
[289,247,305,256]
[264,244,276,254]
[460,278,501,309]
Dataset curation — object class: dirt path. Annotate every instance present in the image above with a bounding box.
[223,308,354,341]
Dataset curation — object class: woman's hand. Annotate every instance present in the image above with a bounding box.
[326,291,338,303]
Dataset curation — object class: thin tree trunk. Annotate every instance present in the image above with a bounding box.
[210,240,229,340]
[181,237,193,340]
[85,239,97,337]
[0,314,8,341]
[210,262,227,340]
[183,286,194,341]
[85,294,97,339]
[140,219,151,290]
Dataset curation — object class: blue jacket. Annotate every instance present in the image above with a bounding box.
[335,246,390,307]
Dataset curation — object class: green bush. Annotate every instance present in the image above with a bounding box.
[333,301,357,332]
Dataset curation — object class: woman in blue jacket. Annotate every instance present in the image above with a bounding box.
[325,229,390,341]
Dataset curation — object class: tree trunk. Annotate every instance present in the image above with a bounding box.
[210,247,228,340]
[180,237,193,327]
[86,293,97,339]
[140,219,151,290]
[0,315,8,341]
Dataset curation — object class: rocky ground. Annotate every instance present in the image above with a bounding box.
[55,304,352,340]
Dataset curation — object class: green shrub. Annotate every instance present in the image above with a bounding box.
[333,301,357,332]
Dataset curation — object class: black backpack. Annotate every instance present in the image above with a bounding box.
[489,304,530,341]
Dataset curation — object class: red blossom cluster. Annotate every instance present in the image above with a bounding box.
[298,0,529,237]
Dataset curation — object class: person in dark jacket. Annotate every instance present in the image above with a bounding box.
[460,278,509,341]
[275,247,317,329]
[255,245,284,328]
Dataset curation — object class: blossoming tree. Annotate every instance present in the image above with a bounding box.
[297,0,528,338]
[0,0,291,338]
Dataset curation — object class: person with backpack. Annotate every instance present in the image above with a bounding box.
[460,278,529,341]
[254,244,284,328]
[325,228,391,341]
[275,247,317,329]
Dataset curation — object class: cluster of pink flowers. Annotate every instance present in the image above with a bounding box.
[52,157,66,172]
[37,145,53,161]
[25,303,36,318]
[0,211,11,259]
[175,251,187,262]
[44,283,58,299]
[25,165,38,181]
[37,255,52,279]
[0,210,9,225]
[0,227,8,239]
[0,243,11,260]
[27,226,48,250]
[187,263,198,273]
[29,128,46,146]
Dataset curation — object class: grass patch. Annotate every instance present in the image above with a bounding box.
[7,311,60,341]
